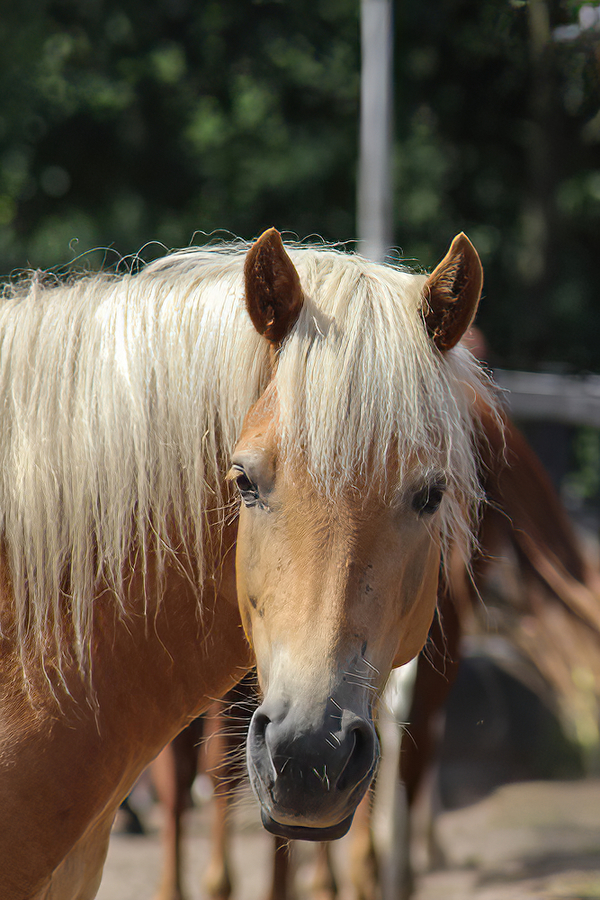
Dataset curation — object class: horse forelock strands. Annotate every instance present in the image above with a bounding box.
[274,248,496,564]
[0,250,268,683]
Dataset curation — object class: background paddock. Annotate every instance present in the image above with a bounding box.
[98,775,600,900]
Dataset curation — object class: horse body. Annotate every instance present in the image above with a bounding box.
[0,229,490,897]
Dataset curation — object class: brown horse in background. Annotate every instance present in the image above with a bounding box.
[0,228,491,898]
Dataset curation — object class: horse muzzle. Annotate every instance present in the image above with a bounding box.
[246,693,379,841]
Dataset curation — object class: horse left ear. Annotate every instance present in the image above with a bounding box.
[422,233,483,352]
[244,228,304,345]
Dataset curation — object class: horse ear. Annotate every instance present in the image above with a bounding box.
[244,228,304,345]
[422,233,483,352]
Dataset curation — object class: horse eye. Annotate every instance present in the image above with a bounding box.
[231,467,260,507]
[412,480,446,516]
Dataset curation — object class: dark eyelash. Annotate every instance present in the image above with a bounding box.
[412,480,446,516]
[231,467,261,507]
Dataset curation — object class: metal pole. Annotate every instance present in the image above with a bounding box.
[358,0,394,262]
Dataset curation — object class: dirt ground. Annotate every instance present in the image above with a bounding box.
[96,777,600,900]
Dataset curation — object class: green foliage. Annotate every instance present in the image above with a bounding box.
[564,426,600,505]
[0,0,359,270]
[1,0,600,370]
[386,0,600,370]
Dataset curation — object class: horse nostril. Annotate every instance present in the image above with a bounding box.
[336,719,377,792]
[251,710,270,742]
[247,707,280,788]
[247,709,271,765]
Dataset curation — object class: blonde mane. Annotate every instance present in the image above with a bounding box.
[0,243,494,679]
[275,248,492,564]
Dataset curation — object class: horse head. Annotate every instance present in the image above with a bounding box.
[232,228,484,840]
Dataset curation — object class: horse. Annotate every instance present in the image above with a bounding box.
[0,227,493,898]
[147,384,600,900]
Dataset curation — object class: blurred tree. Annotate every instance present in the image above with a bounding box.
[1,0,600,370]
[0,0,359,269]
[393,0,600,369]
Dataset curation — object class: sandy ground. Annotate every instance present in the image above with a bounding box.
[96,778,600,900]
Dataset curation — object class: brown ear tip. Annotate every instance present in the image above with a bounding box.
[256,227,282,248]
[452,232,479,260]
[244,229,281,278]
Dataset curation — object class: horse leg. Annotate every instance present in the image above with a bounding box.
[310,795,375,900]
[397,587,462,898]
[347,792,378,900]
[267,837,294,900]
[202,730,234,900]
[203,677,257,900]
[152,724,202,900]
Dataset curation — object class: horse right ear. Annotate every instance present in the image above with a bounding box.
[244,228,304,345]
[422,233,483,352]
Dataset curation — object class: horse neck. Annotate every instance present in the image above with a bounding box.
[0,517,251,894]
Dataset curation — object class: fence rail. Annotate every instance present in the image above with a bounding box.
[493,369,600,428]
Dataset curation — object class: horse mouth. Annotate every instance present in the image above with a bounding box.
[260,809,354,842]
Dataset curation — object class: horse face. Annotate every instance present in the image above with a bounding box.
[232,389,442,840]
[235,228,483,841]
